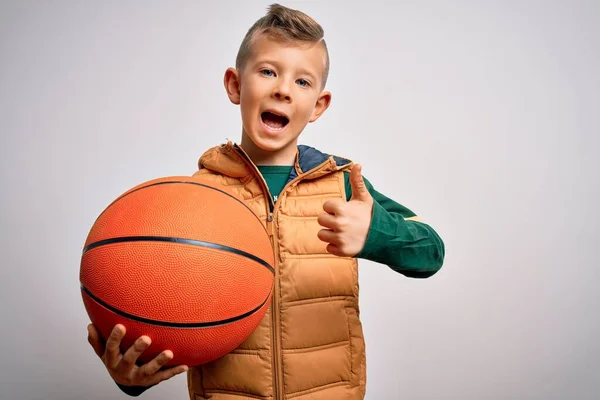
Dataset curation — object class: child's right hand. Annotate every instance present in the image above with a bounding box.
[87,323,188,388]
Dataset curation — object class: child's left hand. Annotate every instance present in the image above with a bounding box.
[317,163,374,257]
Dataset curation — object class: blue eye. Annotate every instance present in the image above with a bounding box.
[296,79,310,87]
[261,69,275,77]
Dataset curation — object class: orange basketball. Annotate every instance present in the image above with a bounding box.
[80,176,274,367]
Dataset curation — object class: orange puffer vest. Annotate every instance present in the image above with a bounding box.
[187,142,366,400]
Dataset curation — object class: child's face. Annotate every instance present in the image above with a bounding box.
[225,34,331,164]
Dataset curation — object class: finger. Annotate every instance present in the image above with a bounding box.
[322,199,345,215]
[317,212,337,230]
[317,229,339,245]
[120,335,152,370]
[326,243,344,256]
[349,164,370,202]
[140,350,174,377]
[147,364,189,386]
[87,324,105,358]
[105,324,126,368]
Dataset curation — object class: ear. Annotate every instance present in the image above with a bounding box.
[309,91,332,123]
[224,67,241,105]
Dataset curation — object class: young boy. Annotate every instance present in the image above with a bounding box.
[87,4,445,399]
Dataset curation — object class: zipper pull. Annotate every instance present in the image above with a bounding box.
[267,213,274,238]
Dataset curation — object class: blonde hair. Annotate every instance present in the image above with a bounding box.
[236,3,330,88]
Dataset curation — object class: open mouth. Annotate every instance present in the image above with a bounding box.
[261,111,290,131]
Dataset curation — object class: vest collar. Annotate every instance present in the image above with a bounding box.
[199,141,352,182]
[290,145,352,182]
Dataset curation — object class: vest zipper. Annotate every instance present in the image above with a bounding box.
[232,144,341,400]
[231,145,282,398]
[271,217,282,400]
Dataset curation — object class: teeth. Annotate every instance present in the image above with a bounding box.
[264,122,285,131]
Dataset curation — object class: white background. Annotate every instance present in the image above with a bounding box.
[1,1,598,399]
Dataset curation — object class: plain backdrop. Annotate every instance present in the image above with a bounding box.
[1,1,598,399]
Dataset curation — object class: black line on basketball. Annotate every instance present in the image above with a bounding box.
[82,235,275,274]
[80,284,271,328]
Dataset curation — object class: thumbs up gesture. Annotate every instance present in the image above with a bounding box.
[317,164,374,257]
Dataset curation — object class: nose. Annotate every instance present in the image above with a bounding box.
[272,78,292,102]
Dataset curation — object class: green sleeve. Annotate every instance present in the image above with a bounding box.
[344,171,445,278]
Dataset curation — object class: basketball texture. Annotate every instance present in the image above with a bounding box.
[80,176,275,367]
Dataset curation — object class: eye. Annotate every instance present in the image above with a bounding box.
[296,78,310,87]
[261,69,275,77]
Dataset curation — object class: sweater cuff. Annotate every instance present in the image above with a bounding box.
[356,200,407,262]
[116,382,151,397]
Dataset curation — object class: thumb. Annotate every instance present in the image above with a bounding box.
[349,163,371,202]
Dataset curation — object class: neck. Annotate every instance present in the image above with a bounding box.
[240,132,297,166]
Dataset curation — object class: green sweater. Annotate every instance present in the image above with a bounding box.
[258,165,445,278]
